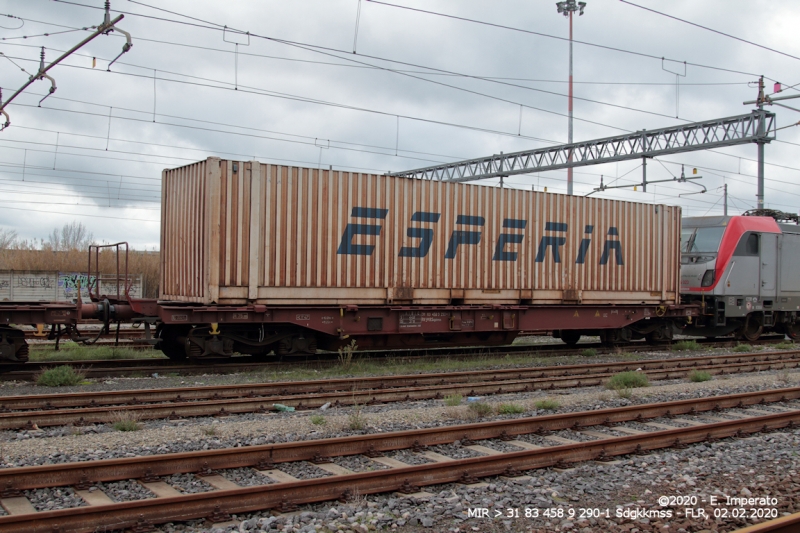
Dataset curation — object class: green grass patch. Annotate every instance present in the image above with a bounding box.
[496,403,525,415]
[672,340,701,352]
[113,419,141,431]
[29,342,164,362]
[581,348,597,357]
[733,344,753,352]
[606,371,649,390]
[467,402,493,417]
[534,399,560,410]
[773,341,795,350]
[444,394,463,407]
[36,365,85,387]
[688,370,713,383]
[250,351,572,384]
[310,414,327,425]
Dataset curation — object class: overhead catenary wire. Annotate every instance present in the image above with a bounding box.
[619,1,800,63]
[2,25,754,87]
[3,50,793,177]
[2,2,794,221]
[362,0,768,80]
[36,2,761,129]
[0,203,158,222]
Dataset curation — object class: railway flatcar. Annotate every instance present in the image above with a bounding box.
[151,157,692,358]
[680,211,800,341]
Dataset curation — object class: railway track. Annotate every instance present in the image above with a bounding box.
[0,388,796,533]
[9,335,793,381]
[2,350,798,429]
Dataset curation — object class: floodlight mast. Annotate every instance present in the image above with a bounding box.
[555,0,586,196]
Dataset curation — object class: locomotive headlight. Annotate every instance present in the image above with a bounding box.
[701,269,715,287]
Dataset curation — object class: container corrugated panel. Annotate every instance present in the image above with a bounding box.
[160,157,680,305]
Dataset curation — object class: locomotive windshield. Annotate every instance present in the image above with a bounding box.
[681,226,725,253]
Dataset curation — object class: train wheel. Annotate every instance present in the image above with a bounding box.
[645,324,673,345]
[156,324,188,360]
[277,335,318,355]
[735,314,763,343]
[0,327,29,362]
[559,330,581,346]
[160,341,188,360]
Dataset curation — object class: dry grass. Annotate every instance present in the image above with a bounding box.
[0,248,159,298]
[110,410,143,432]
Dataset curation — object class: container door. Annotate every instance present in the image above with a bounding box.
[760,233,777,298]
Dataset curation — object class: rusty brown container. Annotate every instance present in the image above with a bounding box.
[160,157,681,305]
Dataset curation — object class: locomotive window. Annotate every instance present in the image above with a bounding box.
[733,233,760,256]
[745,234,759,255]
[680,229,695,253]
[685,226,725,253]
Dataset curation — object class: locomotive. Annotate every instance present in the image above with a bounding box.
[679,210,800,342]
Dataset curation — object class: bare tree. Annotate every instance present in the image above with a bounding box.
[0,228,17,249]
[46,221,94,251]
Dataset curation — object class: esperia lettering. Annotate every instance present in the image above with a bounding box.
[336,207,624,265]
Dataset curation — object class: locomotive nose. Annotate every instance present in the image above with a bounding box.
[680,255,717,291]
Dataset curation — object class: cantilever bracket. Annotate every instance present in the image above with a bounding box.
[106,25,132,70]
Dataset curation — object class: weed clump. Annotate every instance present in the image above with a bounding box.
[467,402,492,418]
[733,344,753,352]
[581,348,597,357]
[444,394,463,407]
[36,365,85,387]
[110,410,141,432]
[348,410,366,430]
[496,403,525,415]
[616,388,633,399]
[606,371,649,390]
[338,339,358,369]
[672,340,700,351]
[310,414,327,425]
[534,399,560,411]
[688,370,712,382]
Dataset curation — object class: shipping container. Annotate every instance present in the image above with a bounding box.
[160,157,681,306]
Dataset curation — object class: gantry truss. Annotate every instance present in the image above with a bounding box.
[389,110,776,182]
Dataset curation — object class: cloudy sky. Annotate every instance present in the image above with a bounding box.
[0,0,798,248]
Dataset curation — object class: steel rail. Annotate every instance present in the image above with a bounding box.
[732,512,800,533]
[0,404,796,532]
[10,335,789,381]
[2,350,797,411]
[0,387,796,492]
[1,356,798,429]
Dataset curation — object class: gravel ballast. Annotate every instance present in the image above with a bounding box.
[0,357,795,532]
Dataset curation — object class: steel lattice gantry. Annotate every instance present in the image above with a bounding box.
[389,110,776,182]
